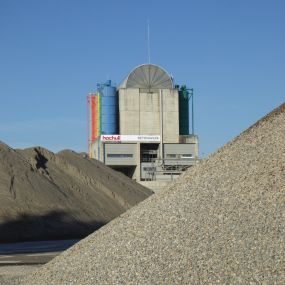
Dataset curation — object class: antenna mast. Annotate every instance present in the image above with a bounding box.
[147,19,151,64]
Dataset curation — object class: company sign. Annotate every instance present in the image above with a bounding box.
[101,135,160,142]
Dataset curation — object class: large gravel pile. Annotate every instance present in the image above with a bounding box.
[8,103,285,284]
[0,144,152,242]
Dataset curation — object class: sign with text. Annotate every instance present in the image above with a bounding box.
[101,135,160,142]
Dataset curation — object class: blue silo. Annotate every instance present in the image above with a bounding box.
[97,80,118,135]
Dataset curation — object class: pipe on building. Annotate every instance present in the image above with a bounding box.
[159,89,164,161]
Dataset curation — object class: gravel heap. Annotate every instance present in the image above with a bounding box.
[11,103,285,284]
[0,144,152,242]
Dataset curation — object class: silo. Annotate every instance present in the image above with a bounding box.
[87,94,99,158]
[97,80,118,135]
[179,86,190,135]
[88,94,99,141]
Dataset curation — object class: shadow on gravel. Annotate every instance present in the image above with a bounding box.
[0,210,106,243]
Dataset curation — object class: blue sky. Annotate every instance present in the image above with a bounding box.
[0,0,284,156]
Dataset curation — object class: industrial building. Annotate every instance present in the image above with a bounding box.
[87,64,199,190]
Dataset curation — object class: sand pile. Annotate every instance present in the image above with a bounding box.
[0,144,152,242]
[6,103,285,285]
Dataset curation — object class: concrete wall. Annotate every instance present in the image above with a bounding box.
[139,91,160,135]
[118,88,179,143]
[164,143,197,157]
[89,142,95,158]
[162,89,179,143]
[90,140,104,161]
[104,143,137,165]
[139,180,175,193]
[179,135,199,157]
[119,88,140,134]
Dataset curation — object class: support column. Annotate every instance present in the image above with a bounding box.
[136,142,141,181]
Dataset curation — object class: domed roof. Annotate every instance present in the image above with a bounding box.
[118,64,173,89]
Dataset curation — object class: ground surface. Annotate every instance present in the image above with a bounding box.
[0,240,76,283]
[6,103,285,285]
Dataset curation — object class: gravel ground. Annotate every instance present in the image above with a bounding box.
[5,103,285,284]
[0,265,40,284]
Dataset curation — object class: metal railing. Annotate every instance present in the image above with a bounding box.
[143,157,200,181]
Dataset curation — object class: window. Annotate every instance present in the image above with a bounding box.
[166,154,177,158]
[107,154,133,158]
[166,154,193,158]
[181,154,193,158]
[143,167,156,171]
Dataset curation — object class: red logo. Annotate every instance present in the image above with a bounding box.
[102,135,121,141]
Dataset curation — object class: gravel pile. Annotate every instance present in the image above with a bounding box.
[9,103,285,284]
[0,144,152,242]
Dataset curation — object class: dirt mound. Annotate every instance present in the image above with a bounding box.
[10,103,285,285]
[0,143,152,242]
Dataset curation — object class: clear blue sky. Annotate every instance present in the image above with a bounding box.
[0,0,284,156]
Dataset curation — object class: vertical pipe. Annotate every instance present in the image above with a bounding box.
[137,142,141,181]
[139,90,140,134]
[159,89,164,161]
[191,89,194,135]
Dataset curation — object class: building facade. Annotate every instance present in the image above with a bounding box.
[88,64,199,189]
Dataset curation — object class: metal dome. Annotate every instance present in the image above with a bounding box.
[118,64,173,89]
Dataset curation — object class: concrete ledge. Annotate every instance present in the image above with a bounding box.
[139,181,172,192]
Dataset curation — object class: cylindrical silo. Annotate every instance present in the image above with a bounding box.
[98,80,118,135]
[88,94,99,141]
[179,86,189,135]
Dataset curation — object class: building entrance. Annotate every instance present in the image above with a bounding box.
[140,143,159,163]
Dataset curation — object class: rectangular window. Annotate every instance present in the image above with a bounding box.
[166,154,193,158]
[181,154,193,158]
[107,154,133,158]
[166,154,177,158]
[143,167,156,171]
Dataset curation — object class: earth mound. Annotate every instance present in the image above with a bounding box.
[0,143,152,242]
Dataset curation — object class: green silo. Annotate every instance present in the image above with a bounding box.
[179,85,190,135]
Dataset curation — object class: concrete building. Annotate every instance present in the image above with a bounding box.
[88,64,199,191]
